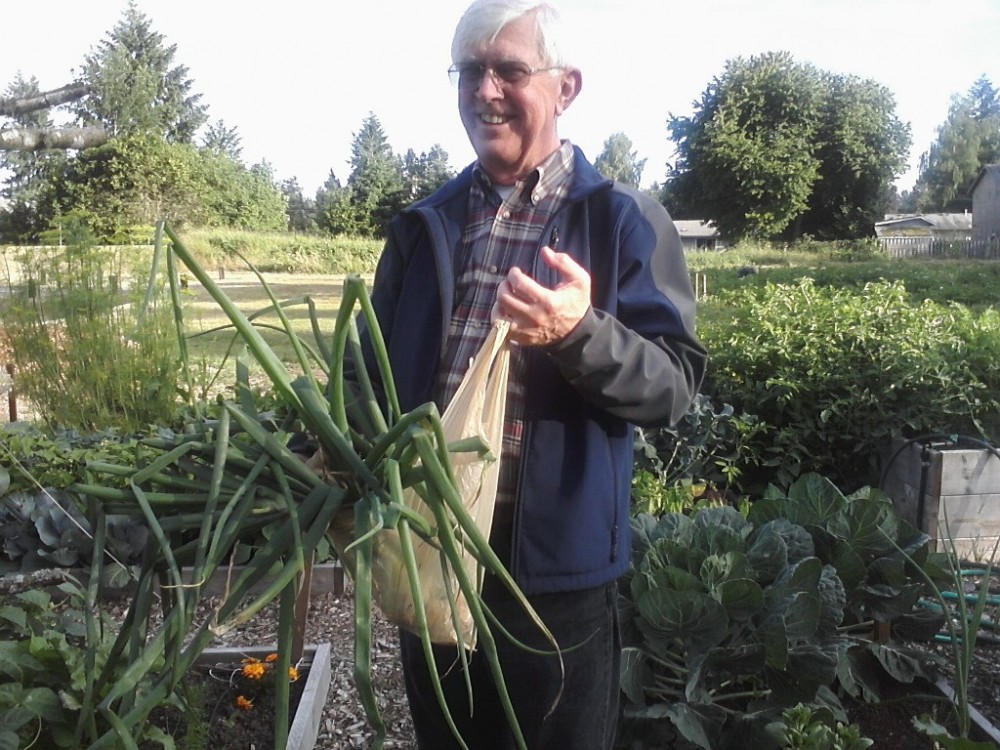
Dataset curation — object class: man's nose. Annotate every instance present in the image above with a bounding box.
[475,69,504,98]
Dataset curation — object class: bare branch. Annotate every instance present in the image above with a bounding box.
[0,568,77,596]
[0,82,90,118]
[0,126,108,151]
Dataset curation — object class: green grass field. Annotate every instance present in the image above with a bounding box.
[178,270,374,398]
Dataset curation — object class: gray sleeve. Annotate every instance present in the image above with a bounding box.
[545,192,706,427]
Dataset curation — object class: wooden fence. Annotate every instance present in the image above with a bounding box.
[880,236,1000,259]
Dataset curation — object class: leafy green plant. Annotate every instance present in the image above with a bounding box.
[631,470,703,516]
[700,278,1000,492]
[766,703,873,750]
[0,424,153,495]
[633,393,767,506]
[0,489,146,581]
[0,581,171,749]
[618,473,945,750]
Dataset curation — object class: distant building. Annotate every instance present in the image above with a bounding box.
[874,212,972,240]
[874,213,974,256]
[971,165,1000,244]
[673,220,721,251]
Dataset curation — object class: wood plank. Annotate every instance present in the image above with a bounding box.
[935,495,1000,540]
[935,536,1000,562]
[937,449,1000,495]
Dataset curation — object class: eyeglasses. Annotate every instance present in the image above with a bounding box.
[447,61,562,91]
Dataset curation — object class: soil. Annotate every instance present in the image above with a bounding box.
[843,564,1000,749]
[110,583,417,749]
[846,692,947,749]
[142,662,308,749]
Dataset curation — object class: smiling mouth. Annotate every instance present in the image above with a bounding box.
[479,113,510,125]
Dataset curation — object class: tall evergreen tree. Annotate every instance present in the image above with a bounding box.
[74,1,207,142]
[594,132,646,187]
[281,177,316,232]
[315,170,361,235]
[346,113,405,237]
[908,76,1000,212]
[401,145,453,201]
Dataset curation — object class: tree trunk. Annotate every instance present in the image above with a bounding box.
[0,125,108,151]
[0,82,89,117]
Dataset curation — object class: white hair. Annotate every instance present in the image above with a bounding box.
[450,0,572,68]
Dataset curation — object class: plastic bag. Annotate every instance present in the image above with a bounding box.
[330,319,511,646]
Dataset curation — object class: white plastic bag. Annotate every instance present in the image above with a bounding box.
[332,320,511,646]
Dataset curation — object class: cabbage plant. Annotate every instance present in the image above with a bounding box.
[619,474,947,750]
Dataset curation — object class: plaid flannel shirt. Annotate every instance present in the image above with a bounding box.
[434,142,575,557]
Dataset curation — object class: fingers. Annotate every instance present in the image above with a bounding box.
[540,245,589,287]
[492,250,592,346]
[501,248,587,305]
[504,266,546,305]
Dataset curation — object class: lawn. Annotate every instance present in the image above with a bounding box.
[181,270,374,368]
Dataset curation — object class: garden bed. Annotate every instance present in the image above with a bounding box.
[103,586,416,749]
[143,643,331,750]
[845,672,1000,748]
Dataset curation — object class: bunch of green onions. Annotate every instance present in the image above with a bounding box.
[67,223,557,750]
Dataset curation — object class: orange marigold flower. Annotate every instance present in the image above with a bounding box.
[288,666,301,683]
[265,653,279,663]
[242,656,261,664]
[242,661,267,680]
[236,695,254,710]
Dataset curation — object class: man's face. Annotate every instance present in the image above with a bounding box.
[456,13,579,185]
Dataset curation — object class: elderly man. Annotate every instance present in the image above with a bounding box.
[358,0,706,747]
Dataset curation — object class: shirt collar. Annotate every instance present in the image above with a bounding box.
[472,140,575,206]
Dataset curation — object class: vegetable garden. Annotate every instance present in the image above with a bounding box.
[3,229,1000,748]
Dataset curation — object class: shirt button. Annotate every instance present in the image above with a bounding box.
[488,264,499,274]
[501,210,511,219]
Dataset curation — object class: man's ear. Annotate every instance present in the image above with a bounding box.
[555,68,582,115]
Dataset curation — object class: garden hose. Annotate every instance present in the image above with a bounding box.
[919,598,1000,641]
[920,598,1000,630]
[937,590,1000,608]
[934,632,1000,645]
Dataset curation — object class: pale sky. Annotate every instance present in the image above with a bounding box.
[3,0,999,196]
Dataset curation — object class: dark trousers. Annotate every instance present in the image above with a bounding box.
[399,581,621,750]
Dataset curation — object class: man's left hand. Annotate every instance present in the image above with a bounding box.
[493,245,591,346]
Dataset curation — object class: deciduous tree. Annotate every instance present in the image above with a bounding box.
[664,52,909,241]
[907,75,1000,212]
[799,73,910,239]
[594,132,646,187]
[665,52,824,240]
[48,134,285,240]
